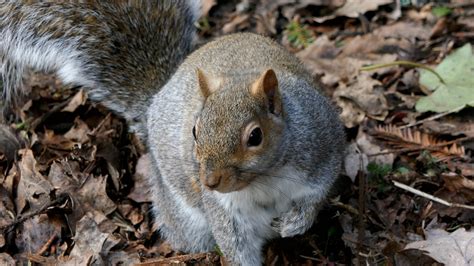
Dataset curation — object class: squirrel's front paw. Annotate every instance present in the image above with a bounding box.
[272,206,316,238]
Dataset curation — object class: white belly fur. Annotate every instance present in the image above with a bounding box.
[214,166,316,238]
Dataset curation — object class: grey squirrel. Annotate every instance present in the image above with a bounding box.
[1,1,345,265]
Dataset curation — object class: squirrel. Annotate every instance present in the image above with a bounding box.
[1,1,346,265]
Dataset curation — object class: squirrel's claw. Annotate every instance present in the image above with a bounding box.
[275,206,316,238]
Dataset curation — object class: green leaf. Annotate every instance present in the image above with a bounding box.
[214,245,224,256]
[432,6,452,17]
[416,44,474,113]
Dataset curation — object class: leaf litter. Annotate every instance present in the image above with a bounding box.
[1,0,474,265]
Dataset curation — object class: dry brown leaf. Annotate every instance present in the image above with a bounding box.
[404,228,474,265]
[15,214,60,254]
[0,253,15,266]
[77,175,116,216]
[372,125,466,161]
[344,142,369,182]
[334,74,390,125]
[421,120,474,137]
[63,118,91,144]
[200,0,216,17]
[16,149,53,213]
[278,0,345,21]
[441,172,474,201]
[222,14,250,34]
[107,251,141,265]
[65,213,109,265]
[297,33,408,127]
[0,186,14,249]
[313,0,393,23]
[64,211,124,265]
[372,21,431,40]
[61,89,87,113]
[42,129,78,151]
[344,129,396,182]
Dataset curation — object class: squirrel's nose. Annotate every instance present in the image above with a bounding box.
[205,174,221,189]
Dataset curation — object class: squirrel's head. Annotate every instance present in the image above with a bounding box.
[193,68,285,193]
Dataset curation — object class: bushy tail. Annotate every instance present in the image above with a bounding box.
[0,0,201,136]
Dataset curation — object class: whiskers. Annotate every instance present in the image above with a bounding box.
[147,142,311,196]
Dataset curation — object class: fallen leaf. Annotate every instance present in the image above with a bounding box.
[16,149,53,213]
[404,228,474,265]
[441,172,474,201]
[63,118,91,144]
[222,14,250,34]
[200,0,216,17]
[0,186,14,249]
[356,130,395,170]
[334,74,389,123]
[0,253,15,266]
[372,21,431,40]
[343,142,369,182]
[77,175,116,216]
[416,44,474,113]
[61,89,87,113]
[107,251,140,265]
[65,214,109,265]
[15,214,59,254]
[421,119,474,137]
[298,32,410,126]
[313,0,393,23]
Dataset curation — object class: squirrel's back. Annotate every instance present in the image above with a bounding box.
[184,33,312,82]
[0,1,200,135]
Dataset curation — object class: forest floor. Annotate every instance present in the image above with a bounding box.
[1,0,473,265]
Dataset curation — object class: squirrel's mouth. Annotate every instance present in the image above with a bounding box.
[202,170,256,193]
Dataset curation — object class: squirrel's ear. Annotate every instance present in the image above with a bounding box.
[251,69,282,116]
[196,68,221,99]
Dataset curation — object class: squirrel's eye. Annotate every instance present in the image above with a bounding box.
[247,127,262,147]
[192,126,197,140]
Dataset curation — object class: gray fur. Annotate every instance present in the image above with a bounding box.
[149,33,345,265]
[0,1,198,136]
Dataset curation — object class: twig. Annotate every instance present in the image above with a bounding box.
[360,60,445,84]
[137,253,220,266]
[392,180,474,210]
[0,194,70,232]
[299,255,320,262]
[368,136,473,157]
[36,234,58,256]
[330,198,360,216]
[399,105,466,129]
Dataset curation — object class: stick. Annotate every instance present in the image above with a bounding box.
[360,60,445,84]
[0,194,70,232]
[35,234,58,256]
[392,180,474,210]
[136,253,219,266]
[399,105,467,129]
